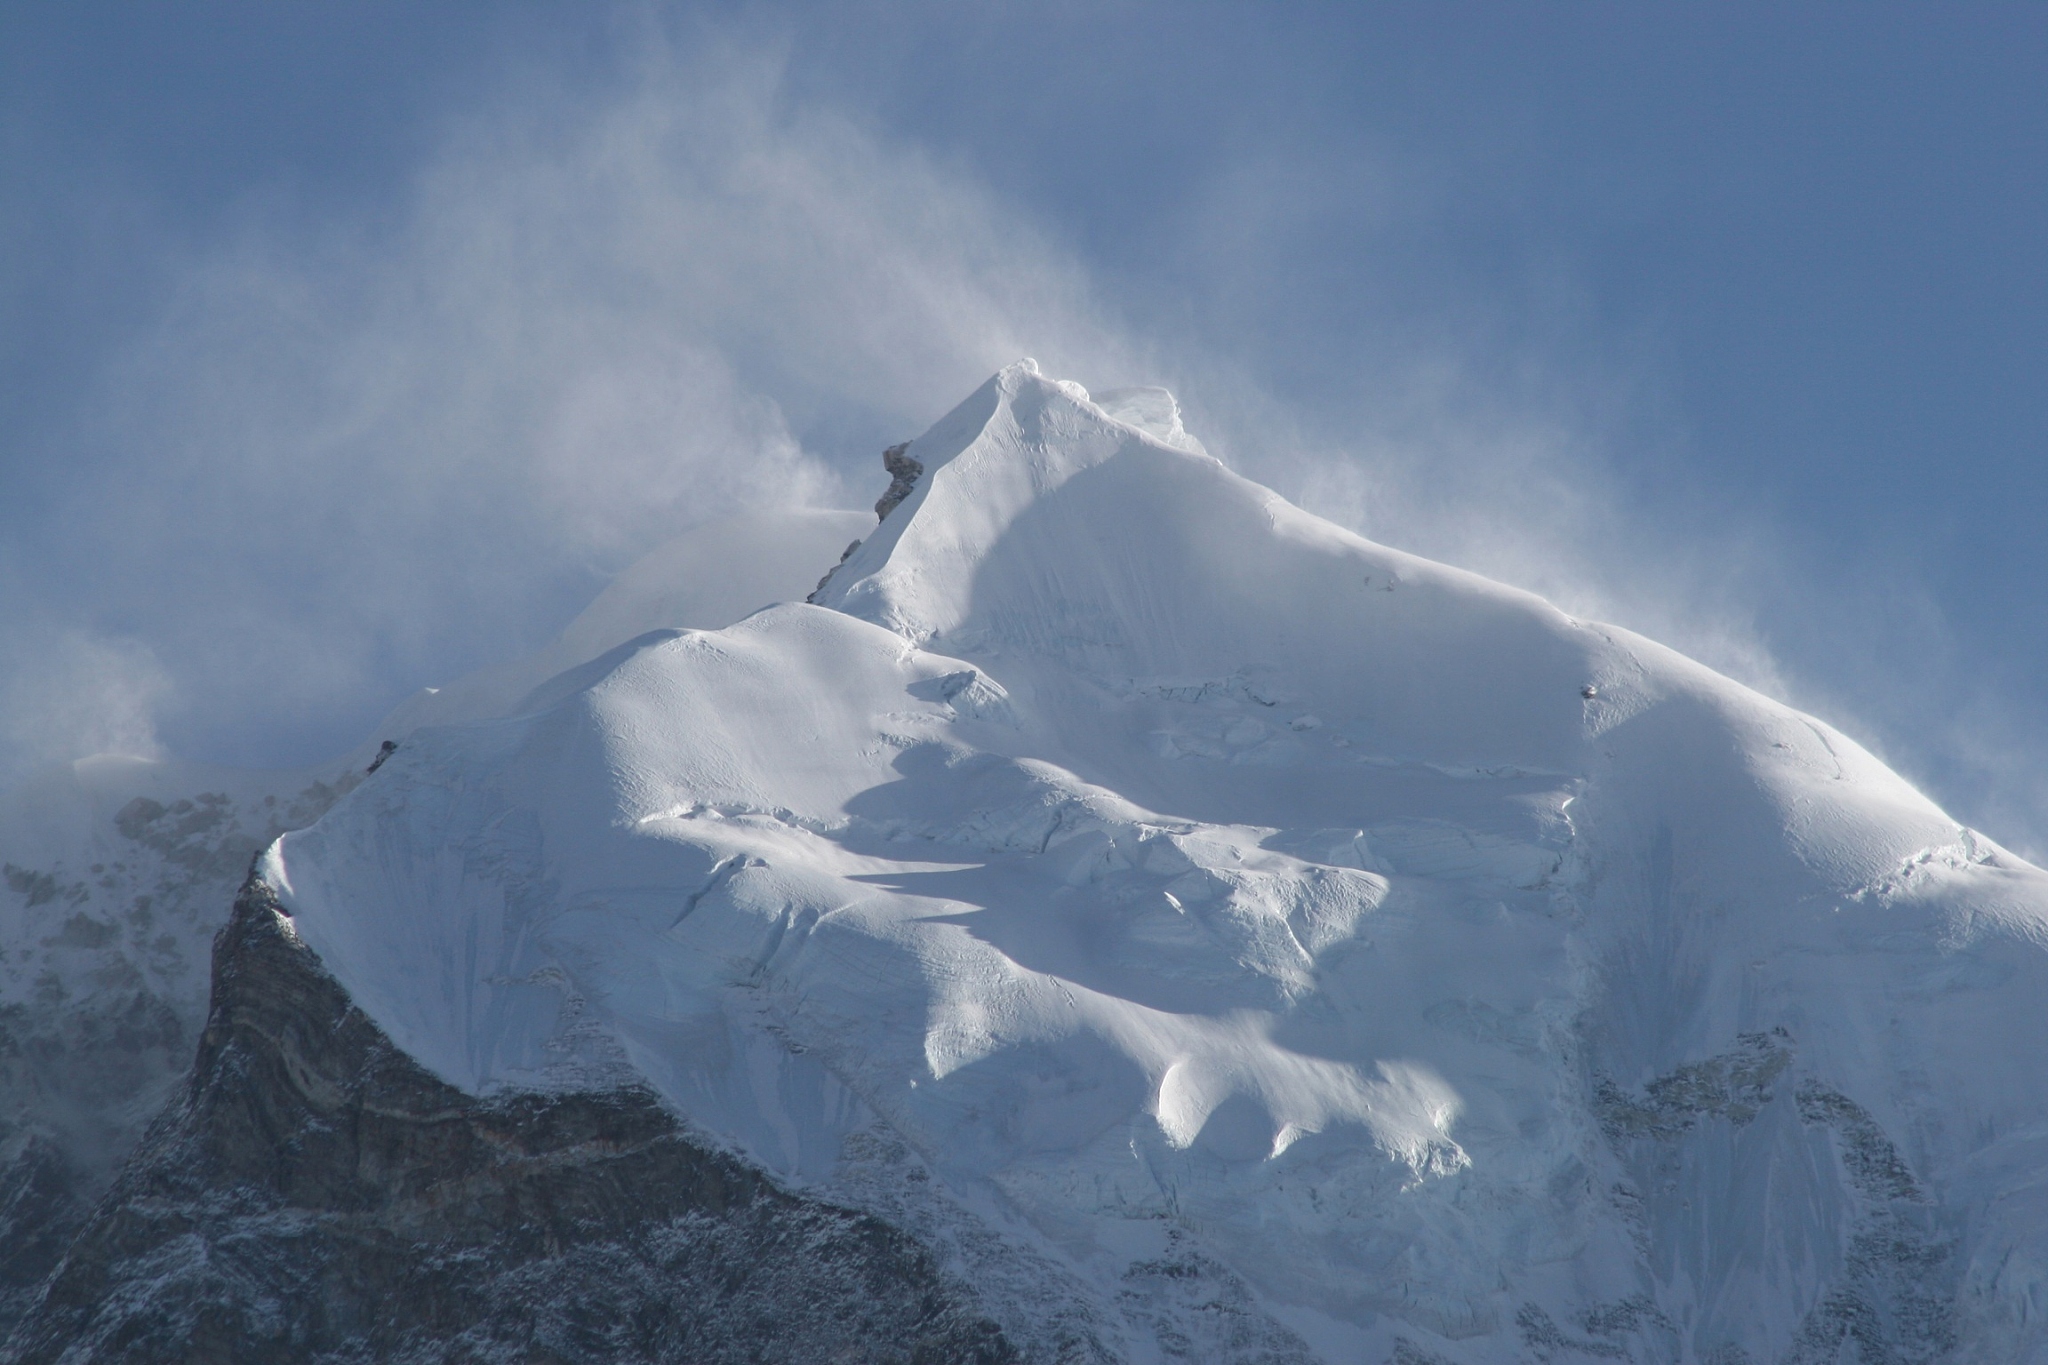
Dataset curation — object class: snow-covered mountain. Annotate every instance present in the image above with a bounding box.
[11,361,2048,1363]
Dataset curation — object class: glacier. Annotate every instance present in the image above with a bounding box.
[16,359,2048,1363]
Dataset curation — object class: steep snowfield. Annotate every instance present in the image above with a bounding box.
[267,362,2048,1363]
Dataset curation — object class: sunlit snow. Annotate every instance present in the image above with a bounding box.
[264,362,2048,1362]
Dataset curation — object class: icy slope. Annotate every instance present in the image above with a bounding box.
[270,362,2048,1364]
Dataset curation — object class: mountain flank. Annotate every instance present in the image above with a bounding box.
[3,872,1016,1365]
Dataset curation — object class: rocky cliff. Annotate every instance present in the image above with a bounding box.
[2,872,1016,1364]
[0,765,365,1341]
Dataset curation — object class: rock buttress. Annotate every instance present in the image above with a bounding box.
[3,873,1016,1365]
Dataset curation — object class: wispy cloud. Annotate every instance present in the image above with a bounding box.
[0,610,170,777]
[1126,141,1797,699]
[3,11,2039,861]
[1121,129,2042,856]
[5,26,1133,775]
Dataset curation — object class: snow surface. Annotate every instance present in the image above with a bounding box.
[267,362,2048,1363]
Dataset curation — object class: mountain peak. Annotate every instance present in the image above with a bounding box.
[243,364,2048,1362]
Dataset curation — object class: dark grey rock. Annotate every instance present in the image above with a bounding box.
[875,443,923,522]
[2,874,1016,1365]
[1594,1031,1957,1365]
[1785,1081,1956,1365]
[808,539,865,605]
[1593,1029,1793,1142]
[0,776,363,1344]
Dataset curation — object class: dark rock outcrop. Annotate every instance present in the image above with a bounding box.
[0,772,368,1344]
[874,443,923,521]
[3,874,1015,1364]
[807,539,865,604]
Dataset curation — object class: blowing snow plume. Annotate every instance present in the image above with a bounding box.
[6,13,2037,868]
[0,33,1140,785]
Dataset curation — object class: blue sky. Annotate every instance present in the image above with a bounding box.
[3,2,2044,854]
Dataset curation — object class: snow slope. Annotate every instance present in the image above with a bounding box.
[268,362,2048,1364]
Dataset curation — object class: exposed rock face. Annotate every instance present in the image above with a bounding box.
[807,538,865,604]
[0,767,363,1342]
[2,874,1015,1364]
[874,442,923,521]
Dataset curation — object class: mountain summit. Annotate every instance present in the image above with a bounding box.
[16,363,2048,1363]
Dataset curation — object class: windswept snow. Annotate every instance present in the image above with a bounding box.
[263,362,2048,1363]
[373,506,872,735]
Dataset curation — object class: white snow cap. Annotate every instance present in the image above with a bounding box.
[270,362,2048,1363]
